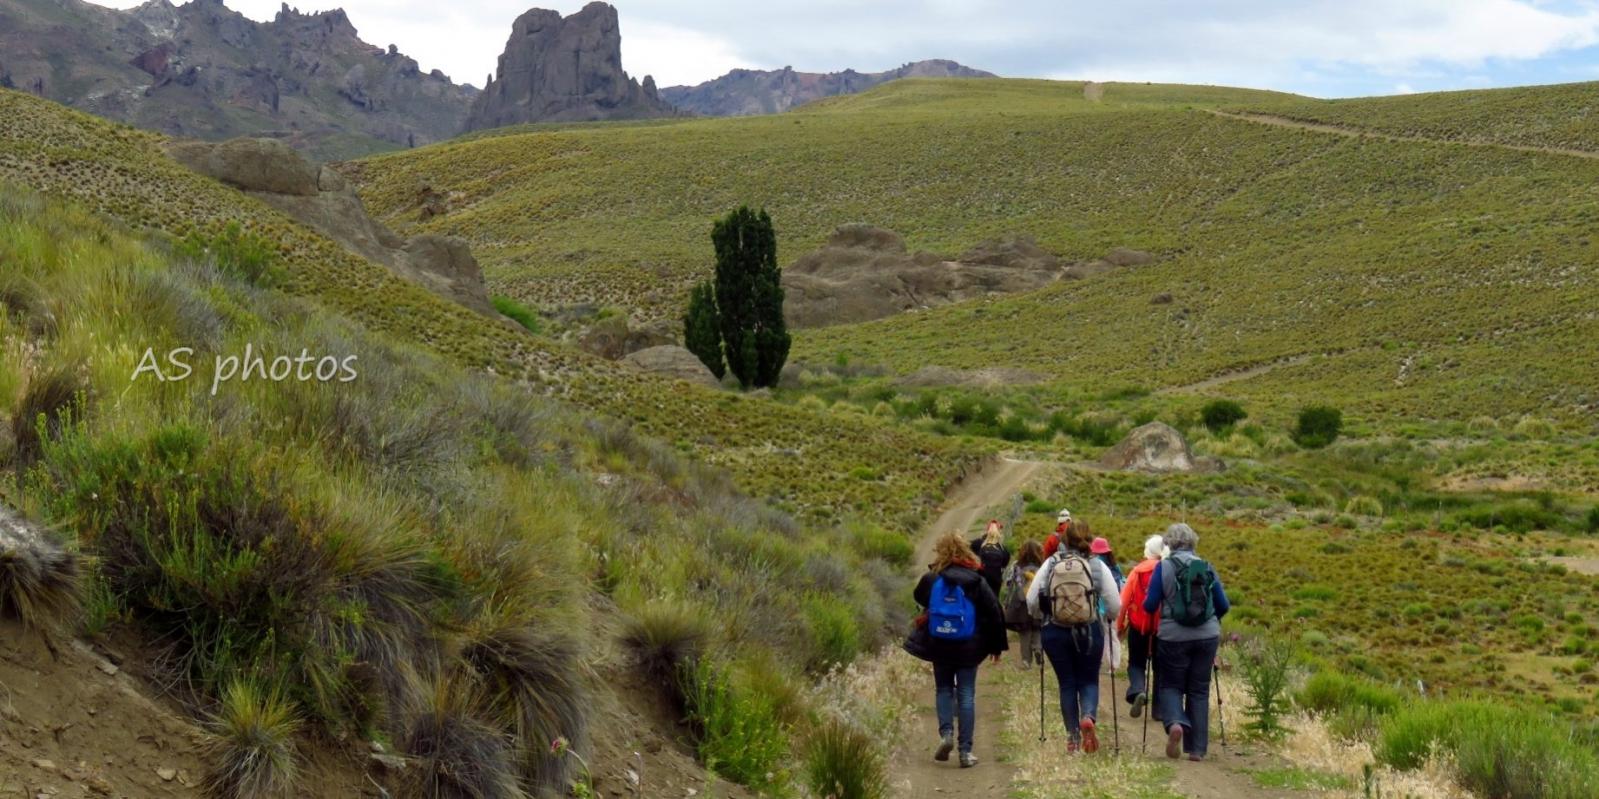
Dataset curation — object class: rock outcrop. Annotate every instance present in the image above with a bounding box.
[0,0,477,160]
[464,2,674,131]
[576,316,676,360]
[168,137,495,316]
[782,224,1156,328]
[621,345,720,388]
[662,59,995,117]
[1098,423,1204,473]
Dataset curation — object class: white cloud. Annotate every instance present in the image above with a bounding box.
[84,0,1599,96]
[1395,82,1418,94]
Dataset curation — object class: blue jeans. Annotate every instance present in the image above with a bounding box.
[933,663,977,754]
[1155,636,1219,757]
[1041,623,1102,738]
[1126,627,1153,701]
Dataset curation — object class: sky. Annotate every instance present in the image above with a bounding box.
[95,0,1599,96]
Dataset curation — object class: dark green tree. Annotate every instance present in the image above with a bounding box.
[1294,405,1343,449]
[711,206,790,388]
[683,281,724,379]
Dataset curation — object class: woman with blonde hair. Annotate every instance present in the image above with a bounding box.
[969,519,1012,596]
[910,532,1008,768]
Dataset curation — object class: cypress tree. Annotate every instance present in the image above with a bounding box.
[711,206,790,388]
[683,281,724,379]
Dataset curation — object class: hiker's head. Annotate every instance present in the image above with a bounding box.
[1090,537,1112,556]
[982,519,1003,547]
[1143,534,1167,561]
[1018,539,1044,566]
[1057,509,1072,525]
[931,531,978,572]
[1164,523,1199,552]
[1065,519,1094,555]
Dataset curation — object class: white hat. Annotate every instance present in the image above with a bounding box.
[1057,509,1072,523]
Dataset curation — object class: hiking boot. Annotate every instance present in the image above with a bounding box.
[1080,718,1099,754]
[1129,693,1147,718]
[1188,754,1204,762]
[959,752,979,768]
[1165,725,1184,759]
[934,735,954,762]
[1066,738,1080,754]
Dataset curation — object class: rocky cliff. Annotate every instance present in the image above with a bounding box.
[463,2,674,132]
[661,59,995,117]
[0,0,476,160]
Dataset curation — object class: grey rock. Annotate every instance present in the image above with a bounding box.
[620,345,720,388]
[1098,422,1203,473]
[464,2,675,131]
[166,138,319,196]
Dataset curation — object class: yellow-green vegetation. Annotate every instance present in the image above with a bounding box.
[0,189,930,794]
[0,87,982,527]
[1230,80,1599,153]
[348,77,1599,427]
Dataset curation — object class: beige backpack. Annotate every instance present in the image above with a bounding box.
[1047,553,1098,627]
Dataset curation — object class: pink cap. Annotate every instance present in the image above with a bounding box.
[1090,537,1112,555]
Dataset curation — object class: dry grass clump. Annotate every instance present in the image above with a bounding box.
[202,679,302,799]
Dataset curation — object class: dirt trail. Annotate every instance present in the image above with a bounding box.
[1208,109,1599,161]
[893,458,1044,798]
[1155,354,1315,396]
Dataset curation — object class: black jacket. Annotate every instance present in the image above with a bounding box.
[968,537,1012,596]
[913,565,1009,669]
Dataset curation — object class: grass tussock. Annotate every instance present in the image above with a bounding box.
[803,717,888,799]
[202,679,301,799]
[0,506,79,638]
[621,601,710,706]
[10,361,86,467]
[399,674,528,799]
[459,621,589,796]
[1377,701,1599,799]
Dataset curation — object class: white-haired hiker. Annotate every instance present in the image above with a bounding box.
[1143,523,1231,761]
[1117,534,1167,718]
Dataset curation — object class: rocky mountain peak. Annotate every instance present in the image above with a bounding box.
[463,2,674,132]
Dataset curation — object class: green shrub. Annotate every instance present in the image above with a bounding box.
[682,281,724,379]
[804,595,863,671]
[1293,406,1343,449]
[682,659,790,790]
[848,523,913,567]
[1237,637,1296,740]
[804,717,888,799]
[1344,495,1384,517]
[174,222,282,286]
[712,206,789,389]
[202,679,301,799]
[1378,700,1599,799]
[1297,671,1402,721]
[491,295,542,334]
[1586,506,1599,535]
[1201,399,1248,433]
[10,362,86,467]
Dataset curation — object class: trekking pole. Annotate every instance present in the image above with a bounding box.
[1140,654,1151,754]
[1214,659,1228,751]
[1038,657,1047,743]
[1109,652,1120,755]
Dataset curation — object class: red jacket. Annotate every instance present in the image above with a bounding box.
[1043,524,1066,558]
[1119,558,1161,635]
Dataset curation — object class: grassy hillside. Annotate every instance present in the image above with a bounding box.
[0,183,925,796]
[345,78,1292,321]
[0,87,982,527]
[1229,80,1599,153]
[349,77,1599,427]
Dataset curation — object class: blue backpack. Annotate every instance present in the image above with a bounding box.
[928,576,977,641]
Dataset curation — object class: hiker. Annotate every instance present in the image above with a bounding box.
[1117,534,1167,719]
[1002,540,1046,668]
[1143,523,1230,762]
[912,532,1008,768]
[1026,520,1121,753]
[1042,509,1071,557]
[969,519,1011,596]
[1091,537,1125,589]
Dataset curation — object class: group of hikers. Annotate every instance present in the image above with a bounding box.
[906,510,1229,768]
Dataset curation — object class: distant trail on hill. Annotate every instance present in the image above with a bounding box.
[1209,109,1599,160]
[1155,353,1317,396]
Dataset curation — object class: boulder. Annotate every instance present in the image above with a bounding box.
[1105,247,1156,267]
[577,315,630,360]
[1098,422,1200,473]
[621,345,719,388]
[168,137,495,316]
[464,2,675,131]
[166,138,319,196]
